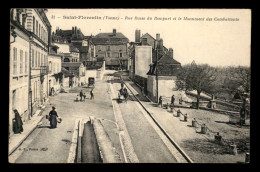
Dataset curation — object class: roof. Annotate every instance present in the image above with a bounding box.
[62,62,83,68]
[61,67,73,77]
[147,54,181,76]
[141,33,156,40]
[105,59,120,66]
[94,32,128,39]
[158,54,181,65]
[69,44,79,52]
[71,42,83,49]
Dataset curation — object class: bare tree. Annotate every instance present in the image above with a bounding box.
[176,61,217,109]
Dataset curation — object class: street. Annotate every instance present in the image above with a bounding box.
[9,71,179,163]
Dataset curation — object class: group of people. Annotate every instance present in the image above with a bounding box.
[158,94,175,108]
[76,89,94,102]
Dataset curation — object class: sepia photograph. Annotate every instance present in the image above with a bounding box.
[9,8,251,163]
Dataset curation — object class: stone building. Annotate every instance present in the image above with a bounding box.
[48,45,62,96]
[129,29,182,102]
[147,49,182,102]
[91,29,129,70]
[25,9,51,116]
[51,27,95,65]
[9,8,51,135]
[10,9,31,135]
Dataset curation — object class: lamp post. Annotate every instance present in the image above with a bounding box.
[156,48,158,103]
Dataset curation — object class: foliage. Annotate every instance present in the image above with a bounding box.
[176,61,218,109]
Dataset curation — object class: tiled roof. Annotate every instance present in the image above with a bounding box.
[141,33,156,40]
[158,54,181,65]
[94,32,128,39]
[147,54,181,76]
[69,44,79,52]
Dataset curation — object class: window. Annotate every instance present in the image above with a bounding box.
[38,52,40,67]
[39,24,41,38]
[107,52,110,58]
[53,62,55,73]
[25,51,27,73]
[48,62,52,73]
[32,49,34,67]
[13,47,17,75]
[39,24,40,38]
[36,20,38,35]
[41,54,44,66]
[20,50,23,74]
[35,51,37,67]
[119,52,123,57]
[107,46,110,51]
[33,17,35,33]
[16,10,20,24]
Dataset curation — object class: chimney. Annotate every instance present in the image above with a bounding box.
[141,38,147,45]
[135,29,141,42]
[75,26,77,34]
[158,39,163,50]
[72,27,74,33]
[168,48,173,59]
[156,33,160,41]
[113,29,116,36]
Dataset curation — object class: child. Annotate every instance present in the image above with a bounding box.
[83,93,86,102]
[76,95,79,101]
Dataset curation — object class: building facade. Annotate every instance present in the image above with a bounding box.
[9,8,51,135]
[48,45,62,96]
[92,29,129,70]
[25,9,51,117]
[10,9,31,135]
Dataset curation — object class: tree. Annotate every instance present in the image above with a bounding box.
[176,61,218,109]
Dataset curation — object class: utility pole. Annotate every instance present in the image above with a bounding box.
[28,36,33,120]
[156,48,159,103]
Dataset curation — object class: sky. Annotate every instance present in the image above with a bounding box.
[46,9,251,67]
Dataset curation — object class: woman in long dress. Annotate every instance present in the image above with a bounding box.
[13,109,23,134]
[49,107,59,128]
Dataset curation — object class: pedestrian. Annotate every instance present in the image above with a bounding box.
[171,94,175,108]
[83,93,86,102]
[80,90,83,101]
[49,106,59,128]
[90,89,94,100]
[13,109,23,134]
[159,96,163,107]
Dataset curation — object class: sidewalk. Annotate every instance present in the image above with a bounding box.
[123,79,248,163]
[9,103,47,156]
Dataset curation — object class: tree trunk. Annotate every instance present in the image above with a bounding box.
[197,91,200,109]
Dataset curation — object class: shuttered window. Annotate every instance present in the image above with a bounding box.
[13,47,17,75]
[20,50,23,74]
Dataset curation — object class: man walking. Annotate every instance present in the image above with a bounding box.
[90,89,94,100]
[80,90,83,101]
[159,96,163,107]
[171,94,175,108]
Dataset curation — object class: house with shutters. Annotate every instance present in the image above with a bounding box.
[91,29,129,70]
[129,29,182,102]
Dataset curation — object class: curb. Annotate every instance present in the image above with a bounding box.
[122,79,194,163]
[8,115,45,156]
[9,99,49,156]
[67,118,80,163]
[91,117,122,163]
